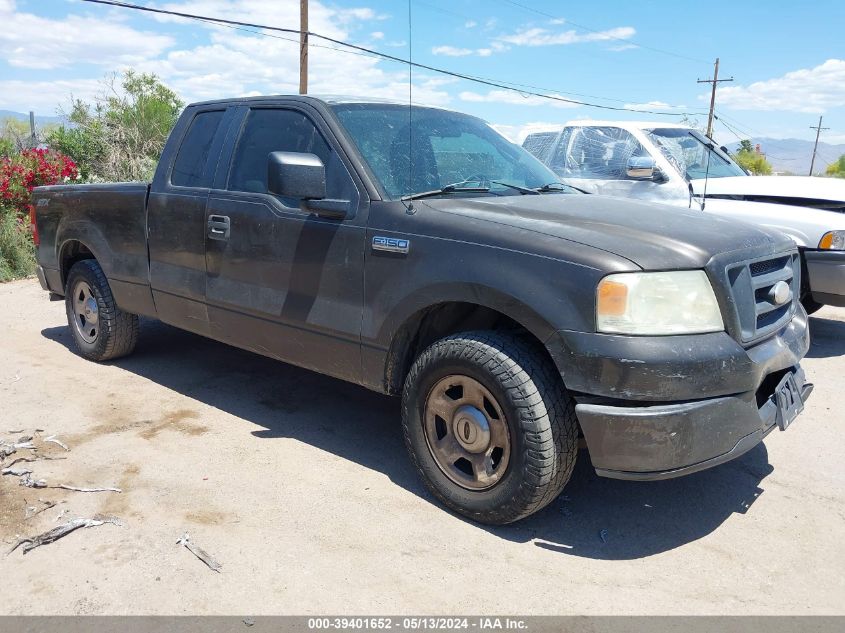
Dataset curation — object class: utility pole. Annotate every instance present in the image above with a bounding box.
[299,0,308,95]
[698,58,733,139]
[29,111,36,147]
[808,116,829,176]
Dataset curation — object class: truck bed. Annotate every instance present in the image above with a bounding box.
[33,182,152,312]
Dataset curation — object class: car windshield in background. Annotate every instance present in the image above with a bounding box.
[331,104,564,200]
[646,128,746,180]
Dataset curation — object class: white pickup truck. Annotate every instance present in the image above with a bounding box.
[523,121,845,313]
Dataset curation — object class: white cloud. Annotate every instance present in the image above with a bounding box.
[432,44,499,58]
[464,20,477,28]
[431,45,474,57]
[0,78,104,114]
[823,132,845,144]
[0,0,452,113]
[0,0,174,69]
[370,31,385,40]
[459,90,580,109]
[497,26,635,47]
[714,59,845,113]
[623,100,688,113]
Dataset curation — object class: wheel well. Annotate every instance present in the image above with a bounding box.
[384,302,557,395]
[60,241,96,288]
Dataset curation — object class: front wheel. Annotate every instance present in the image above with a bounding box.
[65,259,139,361]
[401,331,578,525]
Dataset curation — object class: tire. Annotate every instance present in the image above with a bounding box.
[64,259,139,362]
[801,295,824,316]
[401,331,578,525]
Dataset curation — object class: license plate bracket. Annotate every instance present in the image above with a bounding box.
[775,372,804,431]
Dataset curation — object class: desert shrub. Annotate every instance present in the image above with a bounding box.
[48,71,182,182]
[0,212,36,282]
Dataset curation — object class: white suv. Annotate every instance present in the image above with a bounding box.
[523,121,845,313]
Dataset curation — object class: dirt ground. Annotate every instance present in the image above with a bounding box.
[1,277,844,615]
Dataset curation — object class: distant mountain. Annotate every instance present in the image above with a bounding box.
[728,138,845,176]
[0,110,66,126]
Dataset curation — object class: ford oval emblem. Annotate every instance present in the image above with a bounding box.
[770,281,791,306]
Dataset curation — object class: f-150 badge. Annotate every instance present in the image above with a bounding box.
[372,236,410,254]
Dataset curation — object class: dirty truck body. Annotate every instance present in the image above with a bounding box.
[33,97,812,524]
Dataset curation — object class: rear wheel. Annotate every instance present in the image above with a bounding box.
[401,331,578,525]
[65,259,138,361]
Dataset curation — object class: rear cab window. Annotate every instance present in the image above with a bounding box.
[171,110,225,187]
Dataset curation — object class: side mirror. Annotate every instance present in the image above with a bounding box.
[267,151,326,200]
[626,156,656,180]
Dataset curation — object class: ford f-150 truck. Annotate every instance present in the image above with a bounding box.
[522,121,845,314]
[33,96,812,524]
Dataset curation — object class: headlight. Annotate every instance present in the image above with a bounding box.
[819,231,845,250]
[596,271,724,335]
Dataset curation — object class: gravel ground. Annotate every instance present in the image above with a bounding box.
[1,278,843,615]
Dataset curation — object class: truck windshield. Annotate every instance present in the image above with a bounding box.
[331,104,562,200]
[646,128,746,180]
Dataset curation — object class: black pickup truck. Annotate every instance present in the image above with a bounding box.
[33,96,812,524]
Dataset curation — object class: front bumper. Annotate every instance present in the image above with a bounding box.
[805,249,845,307]
[547,311,812,480]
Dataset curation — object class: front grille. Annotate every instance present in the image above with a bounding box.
[750,256,789,277]
[726,252,800,343]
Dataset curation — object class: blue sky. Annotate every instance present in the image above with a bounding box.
[2,0,844,150]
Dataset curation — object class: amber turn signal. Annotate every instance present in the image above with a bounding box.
[597,279,628,317]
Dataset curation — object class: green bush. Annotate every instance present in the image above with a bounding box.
[49,71,183,183]
[826,155,845,178]
[0,211,35,282]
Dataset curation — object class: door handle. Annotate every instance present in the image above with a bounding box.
[207,215,230,240]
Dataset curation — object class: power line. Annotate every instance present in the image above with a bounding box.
[79,0,704,117]
[496,0,710,64]
[716,115,831,165]
[417,2,701,110]
[413,0,475,22]
[715,116,747,143]
[714,110,760,139]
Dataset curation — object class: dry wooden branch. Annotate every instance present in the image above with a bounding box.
[44,436,70,451]
[177,533,222,573]
[8,516,122,555]
[5,456,66,468]
[24,500,59,520]
[52,484,122,493]
[2,467,32,477]
[19,473,47,488]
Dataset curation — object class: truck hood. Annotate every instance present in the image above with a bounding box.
[423,194,791,270]
[690,176,845,209]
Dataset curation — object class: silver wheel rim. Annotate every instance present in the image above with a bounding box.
[423,375,511,491]
[71,280,99,344]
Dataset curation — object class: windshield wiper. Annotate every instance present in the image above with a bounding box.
[534,182,590,195]
[401,185,490,202]
[489,181,540,195]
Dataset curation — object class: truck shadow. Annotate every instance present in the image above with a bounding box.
[807,315,845,358]
[42,319,773,561]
